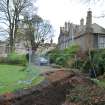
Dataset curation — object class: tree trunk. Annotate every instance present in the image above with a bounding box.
[31,41,37,51]
[9,29,14,53]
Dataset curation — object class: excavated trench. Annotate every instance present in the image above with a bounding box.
[0,70,93,105]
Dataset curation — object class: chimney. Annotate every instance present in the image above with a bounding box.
[60,27,64,33]
[86,10,92,32]
[50,38,53,44]
[65,22,68,31]
[60,27,62,33]
[80,18,84,26]
[68,22,70,27]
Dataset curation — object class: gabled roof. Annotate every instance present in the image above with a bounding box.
[78,23,105,35]
[92,23,105,34]
[59,22,105,39]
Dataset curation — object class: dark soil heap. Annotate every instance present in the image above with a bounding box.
[0,70,105,105]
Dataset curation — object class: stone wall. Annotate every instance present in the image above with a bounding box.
[75,33,94,51]
[75,35,86,50]
[0,44,7,57]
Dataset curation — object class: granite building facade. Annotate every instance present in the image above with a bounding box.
[58,10,105,51]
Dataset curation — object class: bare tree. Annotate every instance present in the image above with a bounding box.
[79,0,105,18]
[22,15,53,51]
[0,0,33,52]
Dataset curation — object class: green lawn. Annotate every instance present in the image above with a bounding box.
[0,64,44,94]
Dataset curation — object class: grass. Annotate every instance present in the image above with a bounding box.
[91,78,105,89]
[0,64,44,94]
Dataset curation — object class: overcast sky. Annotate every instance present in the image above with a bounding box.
[36,0,105,43]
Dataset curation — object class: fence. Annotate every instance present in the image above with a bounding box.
[0,44,27,57]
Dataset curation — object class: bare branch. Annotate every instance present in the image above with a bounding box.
[0,0,37,52]
[0,21,9,26]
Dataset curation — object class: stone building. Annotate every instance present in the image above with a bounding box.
[58,10,105,51]
[0,41,8,57]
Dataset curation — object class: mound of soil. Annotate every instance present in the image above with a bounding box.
[62,73,105,105]
[63,84,105,105]
[0,69,105,105]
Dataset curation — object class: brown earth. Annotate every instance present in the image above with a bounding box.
[0,69,105,105]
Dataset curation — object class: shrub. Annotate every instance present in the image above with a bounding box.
[64,44,80,67]
[48,49,61,63]
[66,57,75,68]
[48,44,80,67]
[77,49,105,75]
[6,52,27,65]
[92,50,105,75]
[55,56,67,66]
[0,57,7,64]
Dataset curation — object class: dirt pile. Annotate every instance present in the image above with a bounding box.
[62,73,105,105]
[63,85,105,105]
[0,70,105,105]
[0,70,73,105]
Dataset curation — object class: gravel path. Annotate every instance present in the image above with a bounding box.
[35,65,62,74]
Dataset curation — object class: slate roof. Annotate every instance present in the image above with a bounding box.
[59,23,105,38]
[78,23,105,36]
[92,23,105,34]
